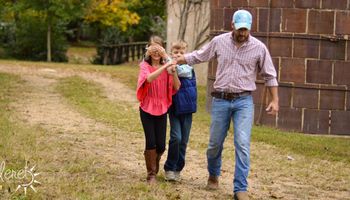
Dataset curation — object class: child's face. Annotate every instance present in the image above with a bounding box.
[146,44,166,61]
[171,48,185,60]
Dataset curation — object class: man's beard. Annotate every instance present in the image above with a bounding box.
[236,35,248,43]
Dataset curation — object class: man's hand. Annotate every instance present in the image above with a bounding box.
[176,54,187,64]
[266,100,279,115]
[266,86,279,115]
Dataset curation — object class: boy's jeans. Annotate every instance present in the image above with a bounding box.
[164,112,193,172]
[207,95,254,193]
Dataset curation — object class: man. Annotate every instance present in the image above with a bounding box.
[176,10,279,200]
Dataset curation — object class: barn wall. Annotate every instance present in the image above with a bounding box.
[209,0,350,135]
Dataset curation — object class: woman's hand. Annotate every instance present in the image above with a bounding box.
[153,45,167,58]
[166,65,177,74]
[146,44,168,59]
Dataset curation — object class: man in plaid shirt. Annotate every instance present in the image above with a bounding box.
[176,9,279,200]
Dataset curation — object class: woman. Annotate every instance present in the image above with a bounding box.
[136,36,180,183]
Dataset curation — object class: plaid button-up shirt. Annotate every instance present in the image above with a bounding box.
[185,32,278,93]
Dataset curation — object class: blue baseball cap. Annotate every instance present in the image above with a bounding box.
[232,10,252,30]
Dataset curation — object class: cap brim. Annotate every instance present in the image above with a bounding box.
[234,23,251,30]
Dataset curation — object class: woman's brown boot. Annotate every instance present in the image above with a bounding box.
[144,149,157,183]
[155,152,163,174]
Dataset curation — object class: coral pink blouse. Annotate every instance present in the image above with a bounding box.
[136,61,177,116]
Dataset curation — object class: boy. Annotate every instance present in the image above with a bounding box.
[164,41,197,181]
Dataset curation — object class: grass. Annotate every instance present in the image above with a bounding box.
[0,60,139,88]
[0,71,166,199]
[66,47,97,64]
[0,73,43,199]
[56,76,141,133]
[252,126,350,163]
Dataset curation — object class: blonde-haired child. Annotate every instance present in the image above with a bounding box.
[164,40,197,181]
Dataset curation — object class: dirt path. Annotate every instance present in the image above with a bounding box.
[0,63,349,199]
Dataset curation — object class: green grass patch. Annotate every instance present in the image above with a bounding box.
[0,73,39,164]
[56,76,142,133]
[252,126,350,163]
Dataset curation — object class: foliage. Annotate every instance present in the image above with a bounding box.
[21,0,89,22]
[0,0,90,61]
[4,12,68,62]
[0,0,167,62]
[85,0,140,31]
[126,0,167,41]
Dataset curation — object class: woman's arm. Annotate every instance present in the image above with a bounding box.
[172,67,181,90]
[146,62,172,83]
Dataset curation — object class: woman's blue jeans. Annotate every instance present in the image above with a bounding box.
[207,95,254,193]
[164,112,193,172]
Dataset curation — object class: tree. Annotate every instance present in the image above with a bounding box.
[0,0,89,61]
[127,0,167,41]
[21,0,89,62]
[168,0,210,49]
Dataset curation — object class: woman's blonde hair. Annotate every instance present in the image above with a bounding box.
[148,35,164,47]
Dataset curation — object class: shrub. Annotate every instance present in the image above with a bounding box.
[3,14,68,62]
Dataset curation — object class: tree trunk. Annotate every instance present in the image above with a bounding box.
[177,0,191,40]
[47,21,52,62]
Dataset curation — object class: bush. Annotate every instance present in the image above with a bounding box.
[3,14,68,62]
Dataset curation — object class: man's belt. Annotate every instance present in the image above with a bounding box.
[211,91,251,100]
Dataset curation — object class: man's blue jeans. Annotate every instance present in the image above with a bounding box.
[164,112,192,172]
[207,95,254,193]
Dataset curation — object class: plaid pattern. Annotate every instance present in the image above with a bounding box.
[185,32,278,93]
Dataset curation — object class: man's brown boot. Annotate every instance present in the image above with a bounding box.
[144,149,157,184]
[206,175,219,190]
[234,191,249,200]
[155,152,163,174]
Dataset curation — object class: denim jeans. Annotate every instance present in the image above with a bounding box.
[207,95,254,193]
[164,112,193,172]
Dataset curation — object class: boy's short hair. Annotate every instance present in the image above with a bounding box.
[171,40,188,51]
